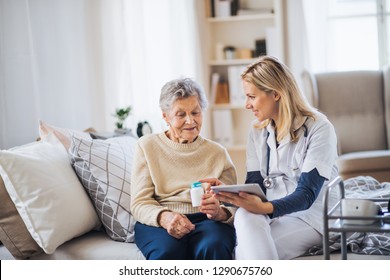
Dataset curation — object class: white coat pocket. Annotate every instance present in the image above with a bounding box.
[288,143,307,178]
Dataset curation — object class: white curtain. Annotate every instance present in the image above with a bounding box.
[120,0,204,132]
[0,0,203,149]
[1,0,96,149]
[282,0,329,89]
[301,0,329,73]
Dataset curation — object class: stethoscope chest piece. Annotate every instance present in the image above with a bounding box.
[263,176,275,189]
[263,123,308,190]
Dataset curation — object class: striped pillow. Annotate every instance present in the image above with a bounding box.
[70,136,137,242]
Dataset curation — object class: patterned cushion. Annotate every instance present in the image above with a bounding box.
[70,136,137,242]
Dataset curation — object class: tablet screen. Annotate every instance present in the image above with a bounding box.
[211,183,267,201]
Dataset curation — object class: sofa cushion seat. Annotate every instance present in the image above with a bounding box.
[337,150,390,181]
[30,231,145,260]
[2,230,388,260]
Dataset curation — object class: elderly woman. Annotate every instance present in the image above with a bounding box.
[130,77,237,260]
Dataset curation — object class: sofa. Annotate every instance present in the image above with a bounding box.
[302,69,390,182]
[0,121,144,260]
[1,121,389,260]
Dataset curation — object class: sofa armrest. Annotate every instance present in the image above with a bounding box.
[337,150,390,181]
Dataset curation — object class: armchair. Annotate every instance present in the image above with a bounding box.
[302,69,390,182]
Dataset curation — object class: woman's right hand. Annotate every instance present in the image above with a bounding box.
[158,211,195,239]
[198,178,223,187]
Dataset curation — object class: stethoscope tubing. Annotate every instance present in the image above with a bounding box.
[263,124,308,189]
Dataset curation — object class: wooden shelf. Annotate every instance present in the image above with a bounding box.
[203,0,284,184]
[207,13,275,23]
[209,58,255,66]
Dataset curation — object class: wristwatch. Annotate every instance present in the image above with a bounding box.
[137,121,152,137]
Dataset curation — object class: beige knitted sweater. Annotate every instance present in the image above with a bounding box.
[130,132,237,227]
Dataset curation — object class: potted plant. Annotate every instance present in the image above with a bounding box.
[112,106,131,132]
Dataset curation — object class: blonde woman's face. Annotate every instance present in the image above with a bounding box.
[163,95,202,143]
[243,80,280,123]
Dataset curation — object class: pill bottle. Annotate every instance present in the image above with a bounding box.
[190,181,204,207]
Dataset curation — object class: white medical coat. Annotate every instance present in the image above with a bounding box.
[246,112,339,233]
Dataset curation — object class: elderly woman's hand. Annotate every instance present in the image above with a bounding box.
[199,189,230,221]
[198,178,223,186]
[158,211,195,239]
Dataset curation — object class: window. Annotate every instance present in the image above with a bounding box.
[304,0,390,72]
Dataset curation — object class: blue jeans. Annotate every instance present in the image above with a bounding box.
[134,213,236,260]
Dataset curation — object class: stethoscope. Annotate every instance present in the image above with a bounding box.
[263,124,308,189]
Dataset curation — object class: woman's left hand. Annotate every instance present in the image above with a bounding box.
[199,187,228,221]
[216,191,273,215]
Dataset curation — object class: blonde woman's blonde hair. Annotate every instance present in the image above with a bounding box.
[241,56,315,143]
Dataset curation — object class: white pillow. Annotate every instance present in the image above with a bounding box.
[0,134,101,254]
[70,136,137,242]
[38,120,92,150]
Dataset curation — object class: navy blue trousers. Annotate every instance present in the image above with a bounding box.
[134,213,236,260]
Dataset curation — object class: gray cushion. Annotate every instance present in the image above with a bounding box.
[70,136,137,243]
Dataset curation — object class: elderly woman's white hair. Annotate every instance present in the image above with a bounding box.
[159,77,208,113]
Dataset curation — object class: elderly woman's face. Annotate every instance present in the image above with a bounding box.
[163,95,203,143]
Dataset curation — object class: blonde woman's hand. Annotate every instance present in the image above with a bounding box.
[216,191,274,215]
[158,211,195,239]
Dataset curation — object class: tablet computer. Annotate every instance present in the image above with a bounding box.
[211,183,267,202]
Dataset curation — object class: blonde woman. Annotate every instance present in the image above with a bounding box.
[202,56,338,259]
